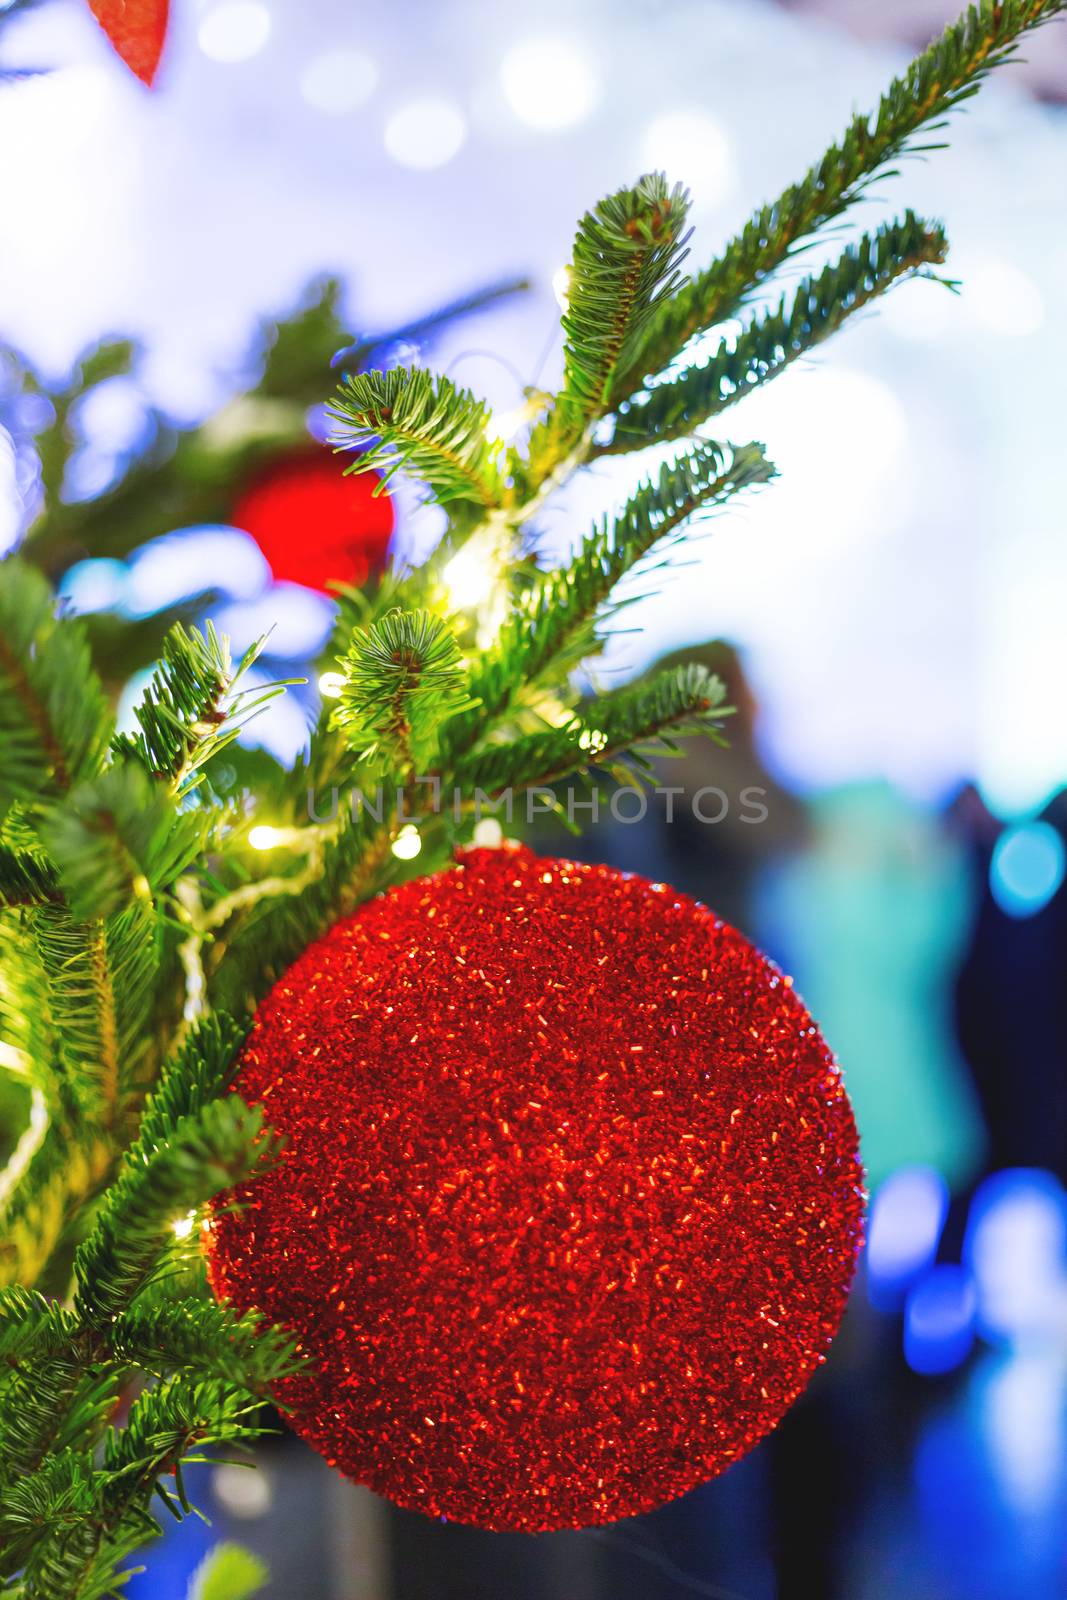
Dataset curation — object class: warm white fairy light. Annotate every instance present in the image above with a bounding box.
[551,265,571,312]
[391,824,422,861]
[442,543,497,612]
[318,670,345,699]
[248,824,286,850]
[172,1210,197,1241]
[472,818,504,848]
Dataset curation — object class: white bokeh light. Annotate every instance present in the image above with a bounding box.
[500,37,600,132]
[299,49,379,115]
[0,427,22,557]
[198,1,271,64]
[384,98,467,170]
[640,111,736,209]
[881,275,957,343]
[966,260,1045,336]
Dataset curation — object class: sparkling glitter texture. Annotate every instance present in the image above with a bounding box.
[207,845,864,1532]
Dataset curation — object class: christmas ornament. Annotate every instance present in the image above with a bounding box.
[231,450,394,594]
[207,845,863,1532]
[87,0,168,86]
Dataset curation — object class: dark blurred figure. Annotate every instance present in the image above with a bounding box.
[951,785,1067,1182]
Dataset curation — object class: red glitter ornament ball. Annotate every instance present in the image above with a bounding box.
[231,449,394,594]
[207,845,863,1533]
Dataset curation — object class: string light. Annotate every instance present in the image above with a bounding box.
[391,824,422,861]
[551,266,571,312]
[249,825,286,851]
[172,1210,197,1240]
[472,818,504,848]
[442,543,497,611]
[318,671,345,699]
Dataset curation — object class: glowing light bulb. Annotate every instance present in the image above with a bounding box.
[473,818,504,848]
[198,1,271,63]
[248,825,285,851]
[501,37,600,132]
[318,671,345,699]
[551,266,571,312]
[391,824,422,861]
[443,544,496,611]
[384,98,466,170]
[172,1210,197,1241]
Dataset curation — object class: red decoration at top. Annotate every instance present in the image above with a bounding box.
[87,0,169,86]
[207,845,864,1532]
[231,450,394,595]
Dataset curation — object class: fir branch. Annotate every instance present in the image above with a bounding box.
[0,560,111,815]
[40,762,210,924]
[454,664,730,798]
[0,1292,83,1490]
[110,1299,299,1391]
[329,367,505,507]
[606,214,948,451]
[620,0,1067,390]
[333,607,476,771]
[132,1014,249,1163]
[0,1285,80,1365]
[520,174,691,490]
[0,1122,114,1291]
[26,902,159,1115]
[456,441,772,750]
[111,622,281,798]
[0,842,61,907]
[74,1097,279,1325]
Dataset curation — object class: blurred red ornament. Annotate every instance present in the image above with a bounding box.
[207,845,863,1533]
[231,451,394,594]
[87,0,168,86]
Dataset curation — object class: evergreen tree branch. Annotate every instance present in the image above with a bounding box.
[332,607,477,771]
[25,903,159,1117]
[619,0,1067,391]
[0,843,62,907]
[0,1121,114,1290]
[0,560,111,817]
[40,762,210,924]
[454,664,730,799]
[604,214,948,452]
[451,441,772,755]
[329,367,505,508]
[518,174,691,493]
[111,622,284,799]
[109,1298,299,1392]
[74,1097,279,1325]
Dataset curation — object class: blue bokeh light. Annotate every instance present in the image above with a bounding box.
[867,1165,950,1311]
[964,1169,1067,1346]
[904,1264,977,1375]
[990,822,1066,918]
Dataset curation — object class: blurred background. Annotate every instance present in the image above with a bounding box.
[2,0,1066,1595]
